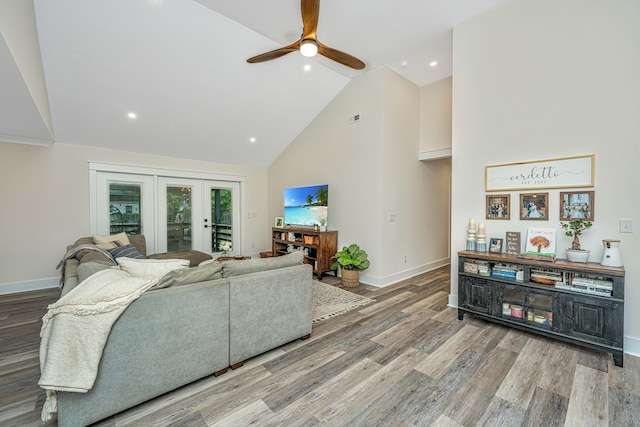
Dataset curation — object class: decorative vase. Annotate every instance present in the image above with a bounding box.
[319,225,327,232]
[566,249,590,263]
[601,239,623,267]
[340,268,360,288]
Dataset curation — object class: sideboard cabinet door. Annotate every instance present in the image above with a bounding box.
[459,276,493,315]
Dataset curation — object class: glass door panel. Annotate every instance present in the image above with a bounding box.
[95,172,154,252]
[109,183,142,235]
[211,188,233,253]
[166,186,193,252]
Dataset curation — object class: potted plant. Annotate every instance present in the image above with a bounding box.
[561,219,593,262]
[330,244,370,288]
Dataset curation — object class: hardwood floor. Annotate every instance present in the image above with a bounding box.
[1,267,639,426]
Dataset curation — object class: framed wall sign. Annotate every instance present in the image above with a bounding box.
[560,191,594,221]
[505,231,521,255]
[486,154,594,192]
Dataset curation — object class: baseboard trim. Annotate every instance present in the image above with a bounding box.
[624,336,640,358]
[448,294,458,308]
[0,277,59,295]
[358,257,450,288]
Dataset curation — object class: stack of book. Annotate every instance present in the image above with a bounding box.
[491,263,522,281]
[477,261,491,276]
[530,268,564,286]
[570,275,613,297]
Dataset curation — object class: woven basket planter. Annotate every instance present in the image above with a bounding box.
[340,268,360,288]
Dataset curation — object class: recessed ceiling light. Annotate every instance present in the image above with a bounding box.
[400,60,409,68]
[127,112,137,119]
[249,137,256,143]
[430,61,438,67]
[304,64,311,71]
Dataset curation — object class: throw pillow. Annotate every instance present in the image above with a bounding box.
[152,261,223,289]
[117,257,189,279]
[221,252,303,278]
[92,232,131,249]
[108,244,146,260]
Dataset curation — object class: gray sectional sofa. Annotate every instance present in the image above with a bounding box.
[51,236,313,427]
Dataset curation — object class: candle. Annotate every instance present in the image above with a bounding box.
[469,218,476,231]
[478,223,485,234]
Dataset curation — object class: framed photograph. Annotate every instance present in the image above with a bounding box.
[486,194,510,220]
[489,238,504,253]
[560,191,594,221]
[275,217,284,227]
[520,192,548,220]
[486,154,594,191]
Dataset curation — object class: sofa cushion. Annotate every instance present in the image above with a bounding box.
[221,252,303,278]
[117,257,189,279]
[152,261,223,289]
[148,250,212,267]
[108,244,146,260]
[78,262,116,283]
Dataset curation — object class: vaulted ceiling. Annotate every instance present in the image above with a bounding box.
[0,0,508,166]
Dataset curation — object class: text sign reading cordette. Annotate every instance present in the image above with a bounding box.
[485,155,594,192]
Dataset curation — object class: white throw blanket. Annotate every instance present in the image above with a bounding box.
[39,268,159,421]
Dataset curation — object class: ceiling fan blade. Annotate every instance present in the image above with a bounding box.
[247,40,301,64]
[301,0,320,40]
[317,42,365,70]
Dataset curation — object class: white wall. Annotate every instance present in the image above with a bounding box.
[269,66,451,286]
[420,77,452,152]
[451,0,640,353]
[0,142,269,292]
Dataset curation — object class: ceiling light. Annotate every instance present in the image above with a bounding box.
[400,60,409,68]
[304,64,311,71]
[430,61,438,67]
[249,137,256,143]
[300,39,318,57]
[127,112,137,119]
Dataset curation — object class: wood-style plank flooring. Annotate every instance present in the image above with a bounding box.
[1,267,639,426]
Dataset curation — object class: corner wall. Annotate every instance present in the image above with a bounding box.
[451,0,640,353]
[268,67,451,286]
[0,142,269,293]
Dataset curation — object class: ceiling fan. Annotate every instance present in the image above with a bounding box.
[246,0,365,70]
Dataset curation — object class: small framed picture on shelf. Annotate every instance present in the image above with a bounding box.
[489,238,503,253]
[486,194,510,220]
[275,217,284,228]
[520,192,548,220]
[560,191,594,221]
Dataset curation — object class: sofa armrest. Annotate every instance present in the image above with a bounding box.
[229,264,313,365]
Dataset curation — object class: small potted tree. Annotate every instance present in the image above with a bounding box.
[330,244,370,288]
[561,219,593,262]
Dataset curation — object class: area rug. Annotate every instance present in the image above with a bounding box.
[312,280,375,323]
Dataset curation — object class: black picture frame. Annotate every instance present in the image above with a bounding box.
[489,238,504,253]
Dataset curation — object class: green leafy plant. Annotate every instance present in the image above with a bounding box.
[561,219,593,250]
[330,244,370,271]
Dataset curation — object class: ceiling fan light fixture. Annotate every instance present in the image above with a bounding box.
[300,39,318,57]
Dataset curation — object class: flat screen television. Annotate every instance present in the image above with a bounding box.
[284,184,328,227]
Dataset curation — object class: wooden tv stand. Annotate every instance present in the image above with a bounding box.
[272,227,338,279]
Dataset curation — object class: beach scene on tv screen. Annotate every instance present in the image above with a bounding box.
[284,184,328,226]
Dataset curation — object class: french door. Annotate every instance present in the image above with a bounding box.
[93,169,241,256]
[157,178,240,255]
